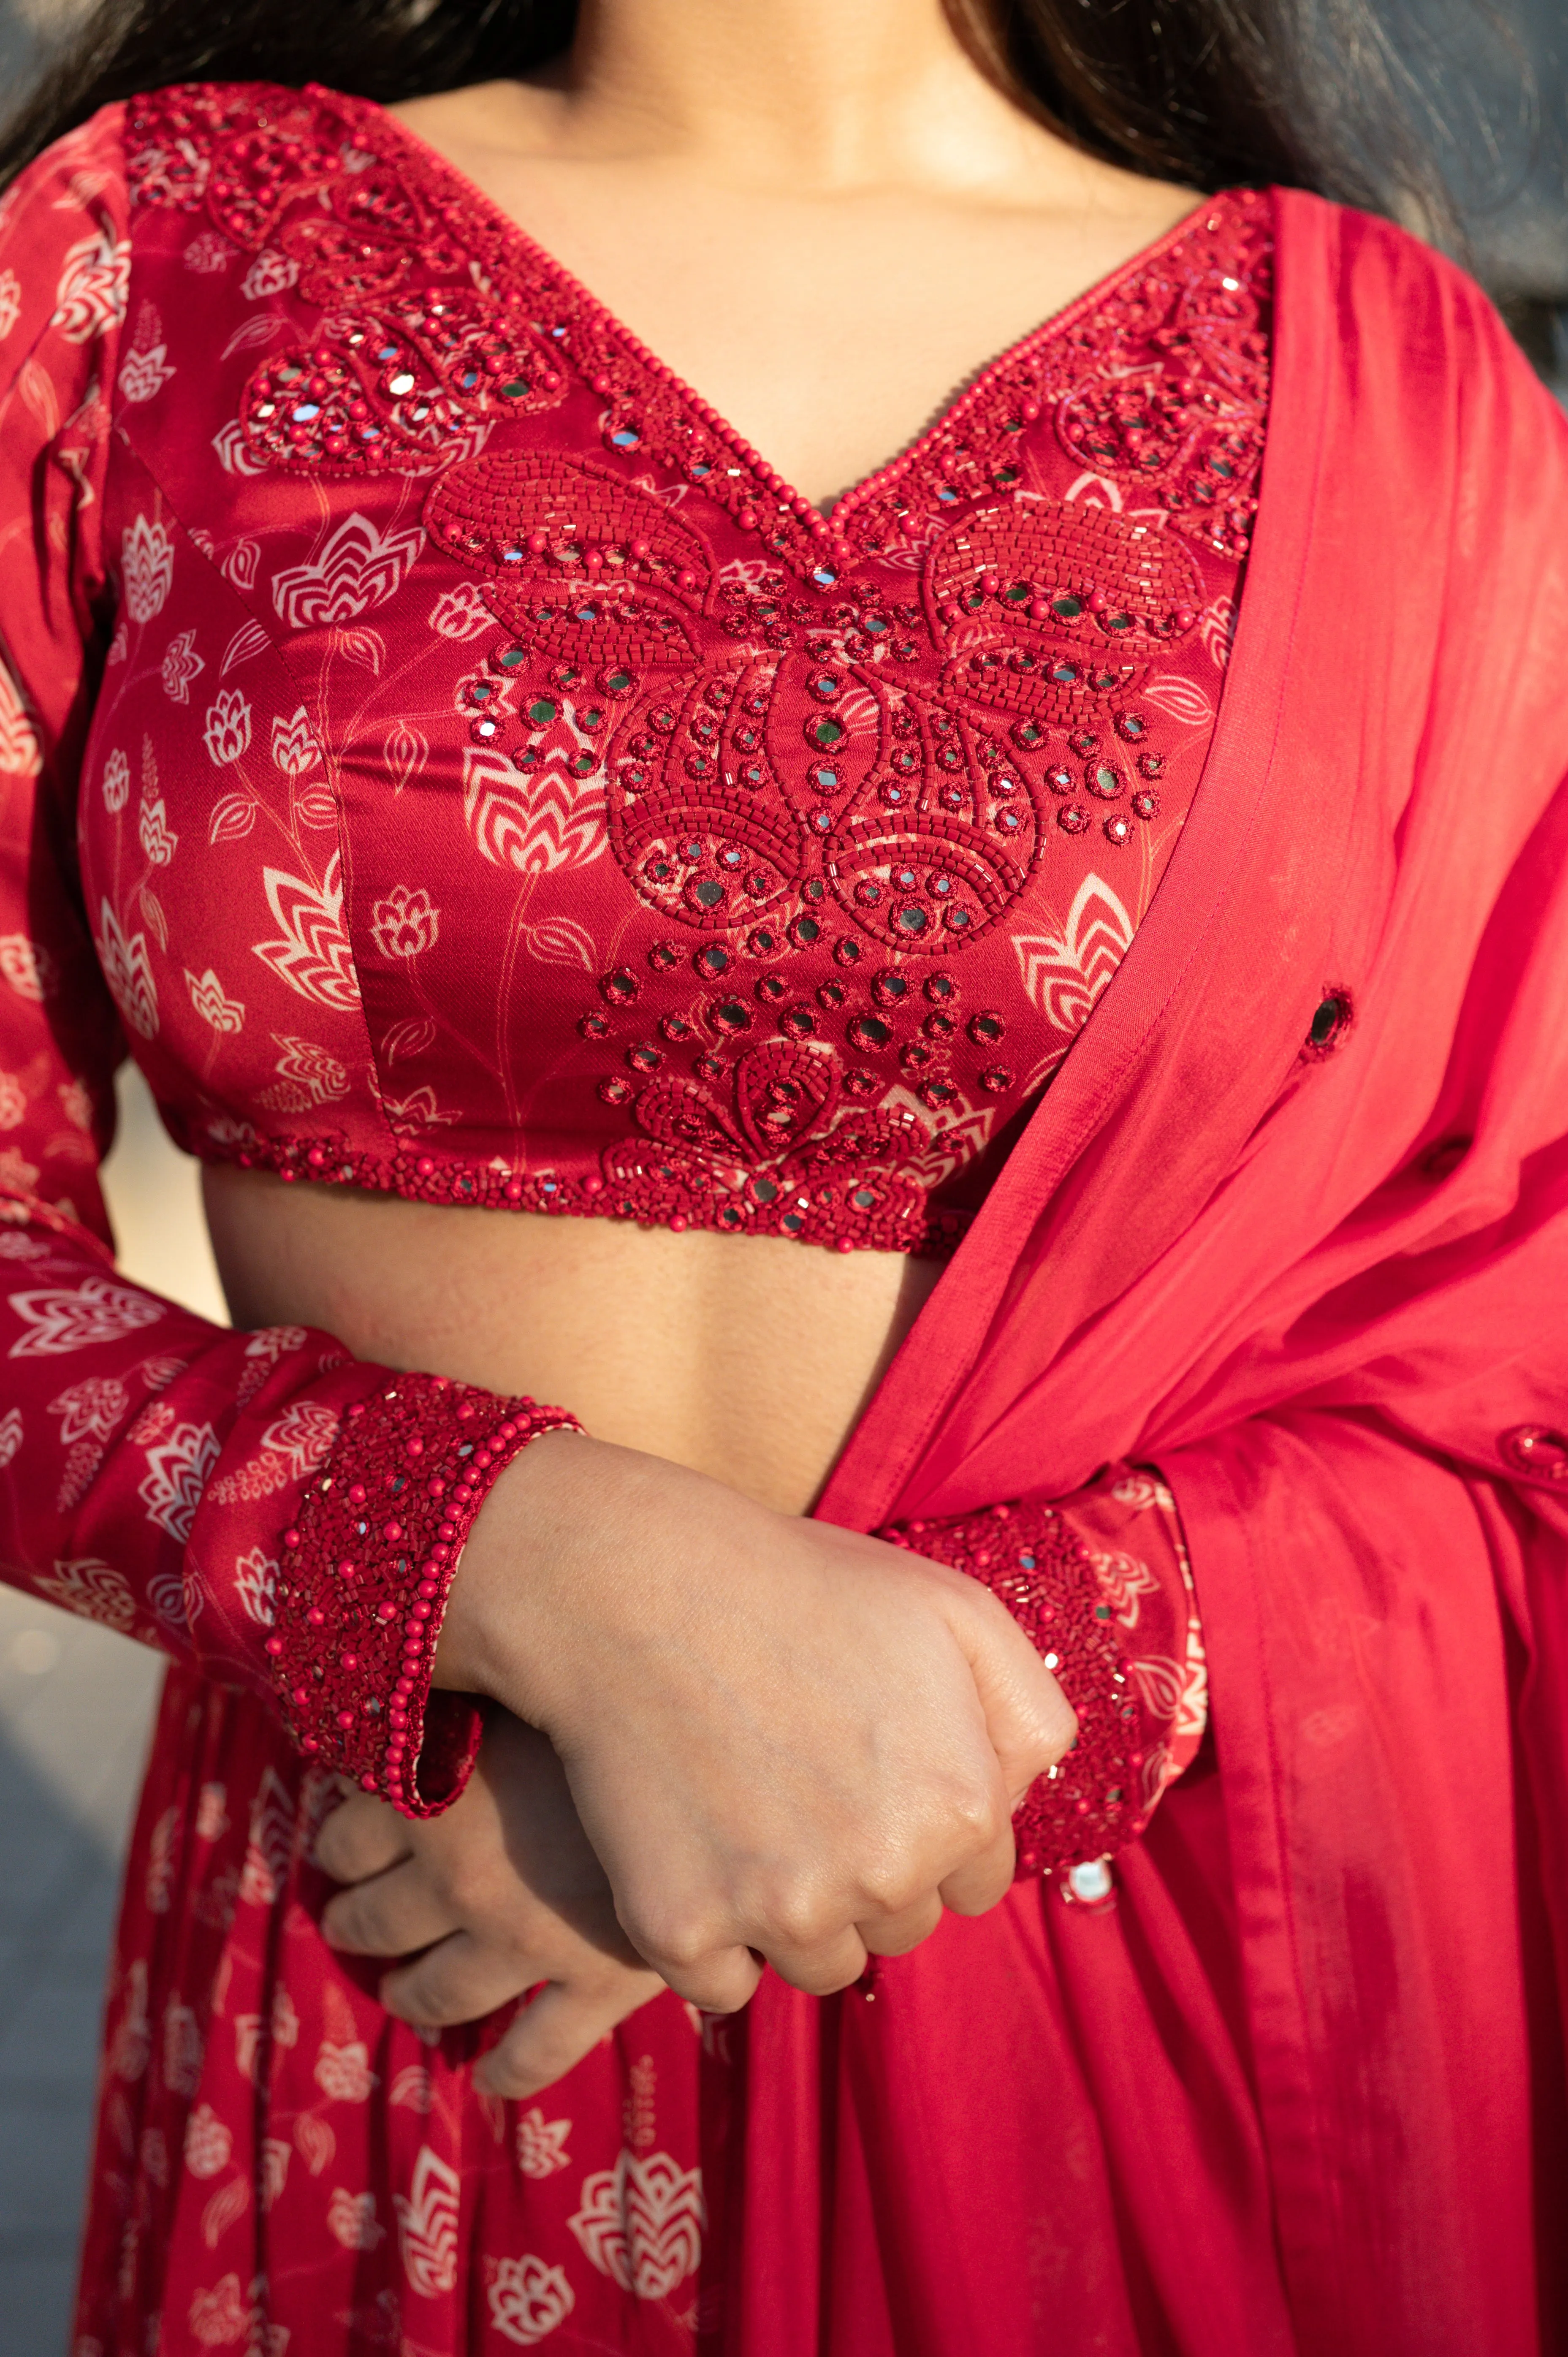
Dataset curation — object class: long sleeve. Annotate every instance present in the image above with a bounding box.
[0,119,576,1813]
[879,1465,1204,1876]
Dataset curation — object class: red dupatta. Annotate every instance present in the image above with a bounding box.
[787,189,1568,2352]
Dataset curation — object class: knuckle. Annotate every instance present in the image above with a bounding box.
[947,1775,1005,1851]
[853,1857,922,1919]
[622,1903,716,1975]
[762,1885,835,1953]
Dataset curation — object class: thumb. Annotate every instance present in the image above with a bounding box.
[945,1578,1078,1805]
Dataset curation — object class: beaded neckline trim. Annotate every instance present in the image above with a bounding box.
[342,89,1216,540]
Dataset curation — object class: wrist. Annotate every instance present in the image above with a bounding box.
[431,1423,595,1704]
[267,1374,582,1814]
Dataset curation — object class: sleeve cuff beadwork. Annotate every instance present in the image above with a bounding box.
[267,1373,582,1816]
[879,1471,1204,1877]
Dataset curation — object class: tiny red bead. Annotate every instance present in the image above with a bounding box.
[336,1710,355,1730]
[361,1773,378,1792]
[264,1635,283,1656]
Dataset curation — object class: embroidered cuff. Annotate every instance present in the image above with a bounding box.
[879,1472,1204,1876]
[267,1373,582,1816]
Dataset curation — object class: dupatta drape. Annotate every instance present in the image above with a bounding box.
[731,190,1568,2355]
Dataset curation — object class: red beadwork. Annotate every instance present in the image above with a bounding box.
[1500,1425,1568,1482]
[117,84,1271,1260]
[882,1498,1171,1874]
[269,1374,582,1814]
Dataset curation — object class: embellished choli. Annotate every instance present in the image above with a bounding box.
[0,89,1261,2353]
[93,82,1271,1259]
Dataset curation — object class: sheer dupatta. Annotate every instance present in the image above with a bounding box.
[749,190,1568,2354]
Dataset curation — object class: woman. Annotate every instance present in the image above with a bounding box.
[0,0,1563,2348]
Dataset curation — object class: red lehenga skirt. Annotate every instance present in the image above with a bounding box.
[76,1662,1291,2357]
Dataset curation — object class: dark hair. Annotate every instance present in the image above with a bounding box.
[0,0,1502,242]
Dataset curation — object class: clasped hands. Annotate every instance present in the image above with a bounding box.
[315,1434,1074,2099]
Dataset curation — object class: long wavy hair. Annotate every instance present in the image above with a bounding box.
[0,0,1502,239]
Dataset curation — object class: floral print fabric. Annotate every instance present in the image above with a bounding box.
[0,91,1253,2353]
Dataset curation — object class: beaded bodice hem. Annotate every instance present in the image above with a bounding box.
[87,84,1272,1255]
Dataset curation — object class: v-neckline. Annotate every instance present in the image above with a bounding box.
[329,87,1215,532]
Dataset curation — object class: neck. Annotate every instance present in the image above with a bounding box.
[541,0,1061,194]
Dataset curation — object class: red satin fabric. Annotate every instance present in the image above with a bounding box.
[0,89,1564,2357]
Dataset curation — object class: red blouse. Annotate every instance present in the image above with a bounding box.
[91,81,1266,1257]
[0,85,1251,1828]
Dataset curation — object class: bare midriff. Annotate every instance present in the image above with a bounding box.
[203,1167,942,1515]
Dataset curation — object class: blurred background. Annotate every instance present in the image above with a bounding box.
[0,0,1563,2348]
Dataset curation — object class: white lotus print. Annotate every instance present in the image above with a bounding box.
[232,1547,277,1627]
[0,660,41,777]
[121,516,174,623]
[102,747,130,809]
[569,2148,705,2300]
[488,2254,575,2346]
[258,1035,349,1111]
[8,1276,162,1357]
[34,1556,135,1629]
[0,1407,20,1464]
[515,2108,573,2179]
[241,248,298,299]
[0,935,53,1001]
[202,689,252,766]
[328,2188,386,2250]
[138,1419,219,1541]
[462,742,608,874]
[1088,1545,1161,1630]
[195,1782,228,1843]
[429,580,493,639]
[1012,874,1135,1036]
[186,2276,246,2346]
[138,796,178,865]
[272,512,426,631]
[183,2104,232,2180]
[315,2040,378,2104]
[48,1374,129,1442]
[270,706,320,776]
[118,342,174,402]
[182,230,231,274]
[160,629,204,703]
[212,418,266,477]
[371,885,439,959]
[0,1073,23,1129]
[252,855,360,1010]
[186,968,245,1035]
[0,269,19,340]
[393,2146,461,2296]
[51,223,130,341]
[94,901,158,1037]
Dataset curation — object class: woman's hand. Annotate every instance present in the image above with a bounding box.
[315,1709,667,2098]
[436,1434,1077,2014]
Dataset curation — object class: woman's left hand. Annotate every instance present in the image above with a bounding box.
[314,1709,668,2098]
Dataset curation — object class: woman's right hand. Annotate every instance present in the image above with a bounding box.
[435,1432,1076,2013]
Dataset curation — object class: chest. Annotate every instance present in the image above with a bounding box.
[78,86,1271,1256]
